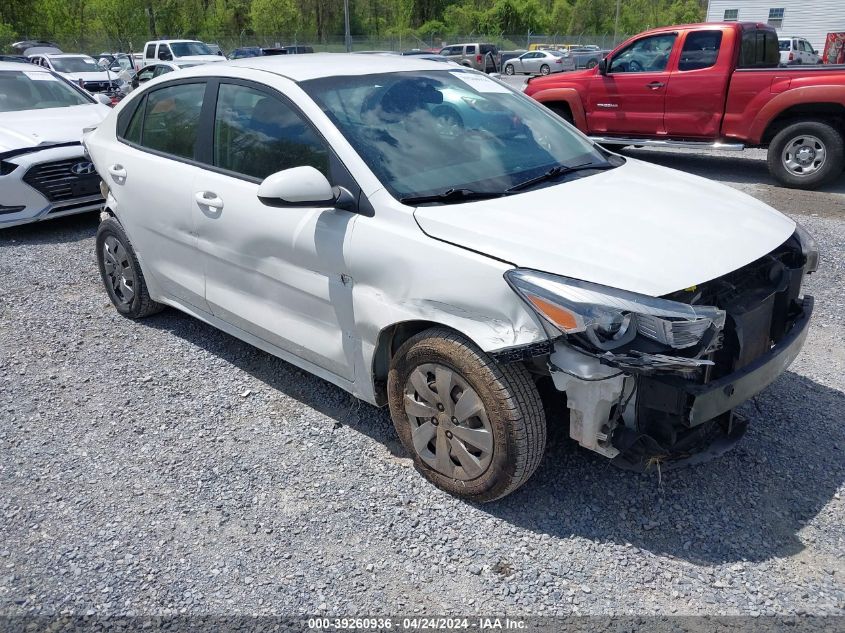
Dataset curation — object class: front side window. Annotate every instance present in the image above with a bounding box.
[0,70,93,112]
[140,82,205,159]
[609,33,677,73]
[171,42,212,57]
[678,30,723,71]
[50,57,100,73]
[137,66,157,82]
[723,9,738,21]
[158,45,172,60]
[153,65,173,78]
[145,44,155,58]
[213,83,329,180]
[768,8,785,29]
[302,70,608,200]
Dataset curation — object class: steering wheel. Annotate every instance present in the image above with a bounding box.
[629,59,644,72]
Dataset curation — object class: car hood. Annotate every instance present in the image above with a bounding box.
[412,158,796,296]
[0,104,111,153]
[61,71,112,81]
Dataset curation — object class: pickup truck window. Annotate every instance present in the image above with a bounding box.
[609,34,676,73]
[738,29,779,68]
[678,30,722,71]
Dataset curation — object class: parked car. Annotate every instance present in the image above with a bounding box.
[0,55,31,64]
[130,61,200,90]
[142,40,226,67]
[778,37,821,64]
[205,43,226,58]
[10,40,61,55]
[84,55,816,501]
[0,61,111,228]
[560,46,611,70]
[525,22,845,189]
[228,45,314,59]
[27,54,126,97]
[503,50,566,75]
[438,43,499,72]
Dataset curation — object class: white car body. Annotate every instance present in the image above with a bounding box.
[778,37,821,64]
[27,54,119,93]
[83,55,815,491]
[0,62,111,228]
[142,40,226,68]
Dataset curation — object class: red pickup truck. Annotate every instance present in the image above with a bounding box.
[524,22,845,189]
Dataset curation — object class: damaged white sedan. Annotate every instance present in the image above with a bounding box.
[83,55,817,501]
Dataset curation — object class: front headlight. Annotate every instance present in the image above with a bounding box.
[505,269,725,351]
[794,222,819,274]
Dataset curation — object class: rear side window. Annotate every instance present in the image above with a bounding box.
[139,82,205,159]
[145,44,155,58]
[481,45,497,55]
[123,95,145,144]
[738,29,779,68]
[465,45,476,54]
[213,83,329,180]
[678,30,723,71]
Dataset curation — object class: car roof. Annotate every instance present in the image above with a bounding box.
[41,53,94,59]
[147,39,202,45]
[178,53,458,82]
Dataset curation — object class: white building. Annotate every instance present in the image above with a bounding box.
[705,0,845,52]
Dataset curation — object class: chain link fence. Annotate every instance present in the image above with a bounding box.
[12,32,630,56]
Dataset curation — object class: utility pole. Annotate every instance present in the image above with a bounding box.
[344,0,352,52]
[613,0,620,44]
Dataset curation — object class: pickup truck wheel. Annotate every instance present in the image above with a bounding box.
[96,217,163,319]
[387,328,546,502]
[768,120,845,189]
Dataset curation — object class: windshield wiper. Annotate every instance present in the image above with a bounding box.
[506,161,614,193]
[399,188,507,206]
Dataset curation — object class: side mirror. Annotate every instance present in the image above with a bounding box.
[598,57,608,75]
[258,166,338,207]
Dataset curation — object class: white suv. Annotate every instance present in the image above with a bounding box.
[142,40,225,67]
[83,56,816,501]
[0,62,111,228]
[778,37,821,64]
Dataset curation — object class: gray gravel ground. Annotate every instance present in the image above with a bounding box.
[1,149,843,618]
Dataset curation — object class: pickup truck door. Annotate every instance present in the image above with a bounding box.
[587,33,677,136]
[664,28,731,139]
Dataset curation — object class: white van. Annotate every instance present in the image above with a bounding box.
[142,40,225,67]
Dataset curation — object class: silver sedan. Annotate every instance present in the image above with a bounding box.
[503,50,565,75]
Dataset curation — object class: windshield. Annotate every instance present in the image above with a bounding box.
[301,70,608,200]
[170,42,212,57]
[0,70,92,112]
[50,57,101,73]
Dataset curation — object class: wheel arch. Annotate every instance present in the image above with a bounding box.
[371,320,474,406]
[749,87,845,145]
[528,87,588,130]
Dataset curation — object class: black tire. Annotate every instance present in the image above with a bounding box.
[387,327,546,502]
[767,120,845,190]
[95,216,163,319]
[539,64,550,75]
[586,59,598,69]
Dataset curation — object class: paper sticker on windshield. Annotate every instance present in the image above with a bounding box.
[450,72,512,94]
[23,71,56,81]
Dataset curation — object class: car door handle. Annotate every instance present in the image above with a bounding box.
[646,81,665,89]
[108,164,127,178]
[195,191,224,209]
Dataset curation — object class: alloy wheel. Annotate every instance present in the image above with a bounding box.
[782,134,827,176]
[102,235,136,306]
[403,363,494,481]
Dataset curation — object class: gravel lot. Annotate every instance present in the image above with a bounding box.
[1,149,843,618]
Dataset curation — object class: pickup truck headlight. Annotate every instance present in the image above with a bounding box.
[505,269,726,351]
